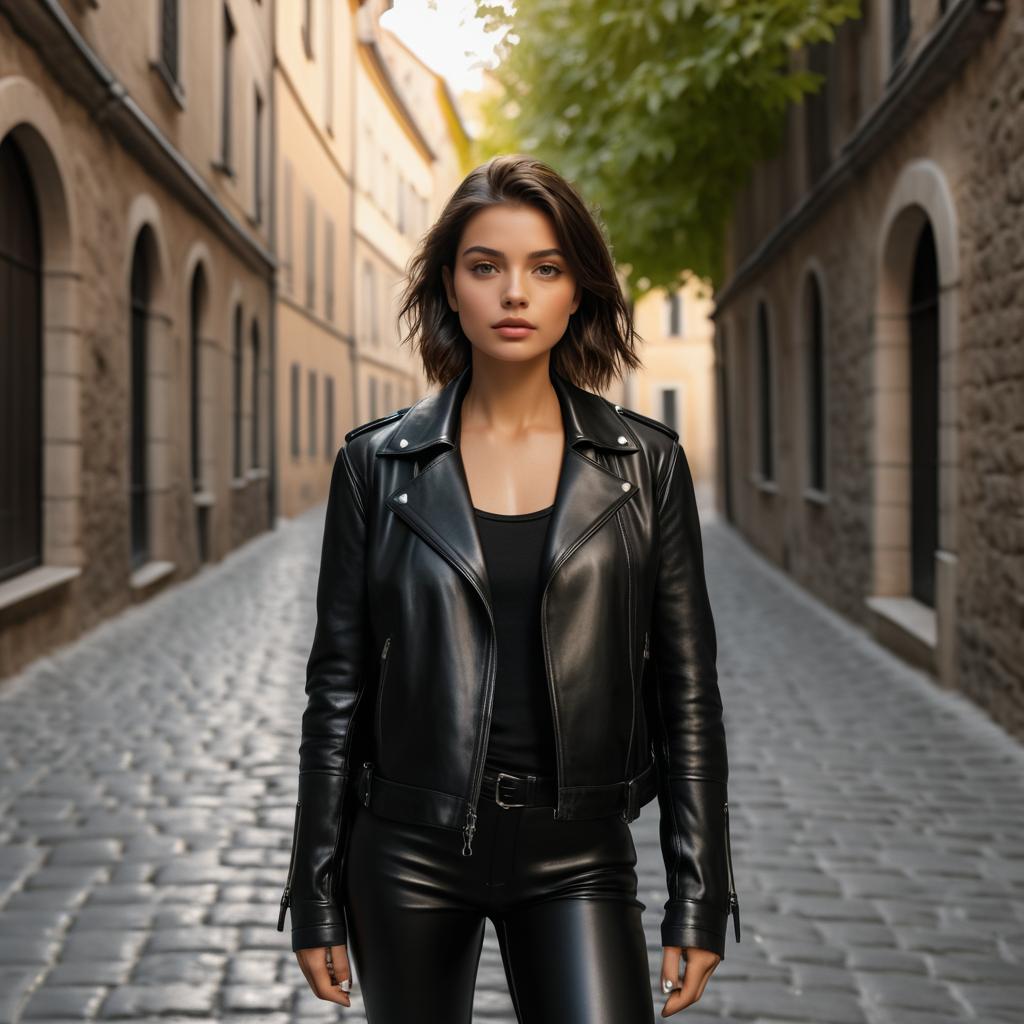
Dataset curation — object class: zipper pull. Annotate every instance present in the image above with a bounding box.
[381,636,391,659]
[461,806,477,857]
[642,631,650,659]
[729,890,741,942]
[277,885,290,931]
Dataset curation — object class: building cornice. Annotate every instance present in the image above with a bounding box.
[0,0,276,276]
[712,0,1004,315]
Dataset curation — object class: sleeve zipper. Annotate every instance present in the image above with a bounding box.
[276,799,303,931]
[724,799,741,943]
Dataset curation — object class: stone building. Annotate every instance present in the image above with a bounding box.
[0,0,274,677]
[713,0,1021,737]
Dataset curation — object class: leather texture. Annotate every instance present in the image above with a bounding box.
[276,360,741,957]
[341,790,654,1022]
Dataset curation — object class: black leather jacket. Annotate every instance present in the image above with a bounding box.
[277,361,741,957]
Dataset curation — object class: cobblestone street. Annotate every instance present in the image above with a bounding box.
[1,500,1022,1023]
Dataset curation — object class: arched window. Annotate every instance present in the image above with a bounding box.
[0,136,42,581]
[189,265,207,493]
[805,275,826,492]
[909,221,939,607]
[756,300,774,483]
[250,319,260,469]
[232,304,243,479]
[129,229,153,568]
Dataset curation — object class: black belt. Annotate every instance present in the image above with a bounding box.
[480,767,557,809]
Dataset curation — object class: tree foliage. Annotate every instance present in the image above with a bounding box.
[473,0,860,297]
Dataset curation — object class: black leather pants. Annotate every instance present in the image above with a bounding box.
[342,783,656,1023]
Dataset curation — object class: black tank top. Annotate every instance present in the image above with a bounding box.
[473,502,558,778]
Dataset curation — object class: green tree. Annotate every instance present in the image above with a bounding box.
[474,0,860,296]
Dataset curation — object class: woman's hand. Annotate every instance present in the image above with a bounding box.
[659,945,720,1016]
[296,945,353,1007]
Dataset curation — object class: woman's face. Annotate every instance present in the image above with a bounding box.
[441,202,581,364]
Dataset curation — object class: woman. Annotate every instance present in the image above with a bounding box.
[276,153,740,1022]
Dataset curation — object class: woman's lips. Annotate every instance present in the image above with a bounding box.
[493,325,536,338]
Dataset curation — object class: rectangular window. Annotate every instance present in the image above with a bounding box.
[290,362,300,459]
[221,4,235,170]
[660,388,679,436]
[308,370,318,456]
[324,218,336,322]
[160,0,179,82]
[283,160,293,293]
[305,193,316,310]
[325,0,335,131]
[302,0,314,58]
[253,89,264,224]
[325,376,335,458]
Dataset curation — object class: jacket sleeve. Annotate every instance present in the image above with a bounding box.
[648,440,740,958]
[277,444,369,952]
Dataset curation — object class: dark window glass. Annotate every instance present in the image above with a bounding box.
[757,302,774,482]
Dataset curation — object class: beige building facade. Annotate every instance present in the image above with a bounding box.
[626,280,718,496]
[0,0,274,677]
[713,0,1021,738]
[274,0,358,517]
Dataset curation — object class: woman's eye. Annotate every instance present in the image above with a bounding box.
[471,262,496,275]
[536,264,562,277]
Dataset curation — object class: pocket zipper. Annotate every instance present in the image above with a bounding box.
[724,799,741,942]
[642,630,650,660]
[374,636,392,749]
[276,799,303,931]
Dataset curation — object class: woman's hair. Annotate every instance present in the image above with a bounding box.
[397,153,642,394]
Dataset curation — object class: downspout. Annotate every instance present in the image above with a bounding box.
[268,0,279,526]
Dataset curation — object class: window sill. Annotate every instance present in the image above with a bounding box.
[749,473,778,495]
[864,595,937,674]
[130,560,176,592]
[193,489,216,508]
[0,565,81,613]
[802,486,829,506]
[150,60,186,110]
[211,160,235,180]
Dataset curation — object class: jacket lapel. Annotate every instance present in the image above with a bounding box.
[378,361,641,617]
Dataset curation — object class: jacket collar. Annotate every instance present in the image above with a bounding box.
[379,361,639,457]
[377,360,641,616]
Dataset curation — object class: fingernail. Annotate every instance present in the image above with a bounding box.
[662,978,674,993]
[340,979,351,992]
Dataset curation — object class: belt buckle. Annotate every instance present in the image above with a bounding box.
[495,771,528,809]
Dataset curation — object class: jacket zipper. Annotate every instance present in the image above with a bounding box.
[374,636,392,750]
[276,800,303,931]
[724,799,741,942]
[643,629,650,660]
[462,597,496,856]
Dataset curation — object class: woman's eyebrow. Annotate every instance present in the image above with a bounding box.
[462,245,565,259]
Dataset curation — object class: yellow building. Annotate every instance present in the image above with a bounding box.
[273,0,358,516]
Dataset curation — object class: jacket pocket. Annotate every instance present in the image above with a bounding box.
[374,635,392,752]
[276,799,303,931]
[724,799,741,943]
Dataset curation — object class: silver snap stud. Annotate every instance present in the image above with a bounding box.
[621,482,631,491]
[617,435,628,444]
[614,404,622,412]
[399,438,409,448]
[397,493,408,503]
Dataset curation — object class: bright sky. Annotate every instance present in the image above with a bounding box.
[379,0,508,93]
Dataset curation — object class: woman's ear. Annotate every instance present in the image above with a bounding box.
[570,284,582,316]
[441,265,458,312]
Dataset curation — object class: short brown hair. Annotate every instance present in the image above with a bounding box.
[397,153,641,394]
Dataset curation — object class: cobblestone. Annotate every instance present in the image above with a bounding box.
[0,504,1022,1021]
